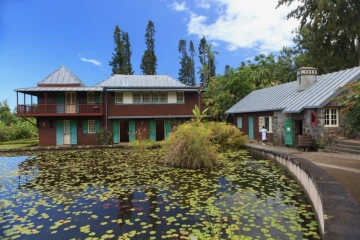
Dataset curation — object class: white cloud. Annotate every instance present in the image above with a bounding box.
[181,0,299,52]
[168,1,188,12]
[196,0,211,9]
[78,54,102,66]
[210,41,219,47]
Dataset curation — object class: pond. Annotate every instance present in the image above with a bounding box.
[0,149,320,239]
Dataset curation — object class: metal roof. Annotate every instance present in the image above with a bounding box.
[226,67,360,114]
[15,87,103,92]
[106,88,198,92]
[37,65,86,86]
[96,75,193,88]
[108,115,195,119]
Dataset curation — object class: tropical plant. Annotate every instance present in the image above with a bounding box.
[140,20,157,75]
[206,122,248,150]
[192,104,208,123]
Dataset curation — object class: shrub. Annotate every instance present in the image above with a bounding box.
[164,121,218,169]
[206,121,248,150]
[96,127,113,145]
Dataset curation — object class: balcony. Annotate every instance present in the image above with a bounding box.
[17,104,103,116]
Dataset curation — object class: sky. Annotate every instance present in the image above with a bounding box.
[0,0,299,110]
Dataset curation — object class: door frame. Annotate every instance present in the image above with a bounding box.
[65,92,76,113]
[248,116,254,139]
[64,120,70,145]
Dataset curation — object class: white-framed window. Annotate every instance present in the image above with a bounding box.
[87,92,95,103]
[325,108,339,127]
[88,120,96,133]
[115,92,123,103]
[143,92,151,103]
[177,92,184,103]
[152,92,159,102]
[160,92,167,103]
[259,116,273,133]
[133,92,142,103]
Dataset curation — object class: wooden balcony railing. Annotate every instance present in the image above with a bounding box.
[17,104,103,116]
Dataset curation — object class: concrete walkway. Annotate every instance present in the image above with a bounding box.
[246,142,360,205]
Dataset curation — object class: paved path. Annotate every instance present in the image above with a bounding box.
[246,142,360,205]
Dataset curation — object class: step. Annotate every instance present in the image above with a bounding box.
[326,146,360,155]
[332,140,360,147]
[331,144,360,151]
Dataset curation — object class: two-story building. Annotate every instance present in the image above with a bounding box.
[15,66,201,146]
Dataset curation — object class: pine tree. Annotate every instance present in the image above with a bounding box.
[122,32,134,75]
[178,40,188,84]
[188,40,196,86]
[207,43,218,80]
[109,25,125,74]
[140,20,157,75]
[198,36,208,84]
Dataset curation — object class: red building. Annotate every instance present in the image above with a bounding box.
[15,66,201,146]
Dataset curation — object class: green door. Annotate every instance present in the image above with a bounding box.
[285,119,294,146]
[248,116,254,139]
[56,120,64,145]
[149,120,156,141]
[164,120,172,140]
[129,120,136,142]
[113,120,119,144]
[70,120,77,145]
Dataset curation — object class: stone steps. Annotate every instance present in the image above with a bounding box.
[326,140,360,155]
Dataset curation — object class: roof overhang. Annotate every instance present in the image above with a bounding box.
[225,108,285,114]
[108,115,195,119]
[103,87,199,92]
[15,87,103,93]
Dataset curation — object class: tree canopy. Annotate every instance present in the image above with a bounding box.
[140,20,157,75]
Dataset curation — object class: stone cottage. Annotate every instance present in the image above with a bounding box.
[225,67,360,146]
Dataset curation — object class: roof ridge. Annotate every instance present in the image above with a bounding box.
[38,65,86,86]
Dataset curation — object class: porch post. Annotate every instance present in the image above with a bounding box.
[24,93,26,105]
[16,91,18,107]
[31,95,33,105]
[45,92,47,104]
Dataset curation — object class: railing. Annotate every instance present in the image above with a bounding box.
[17,104,103,116]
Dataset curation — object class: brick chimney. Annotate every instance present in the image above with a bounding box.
[297,67,317,91]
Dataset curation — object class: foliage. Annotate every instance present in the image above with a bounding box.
[188,40,196,86]
[334,81,360,134]
[192,104,208,123]
[140,20,157,75]
[164,121,218,169]
[96,127,113,145]
[277,0,360,73]
[0,120,37,142]
[109,25,133,75]
[0,137,38,149]
[0,100,15,126]
[198,37,218,86]
[206,121,248,151]
[128,139,156,148]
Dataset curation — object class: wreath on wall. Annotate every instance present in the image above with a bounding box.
[311,112,317,126]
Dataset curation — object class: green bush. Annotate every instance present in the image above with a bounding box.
[164,121,218,169]
[0,120,37,142]
[206,121,248,150]
[96,127,113,145]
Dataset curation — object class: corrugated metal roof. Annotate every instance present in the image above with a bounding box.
[226,67,360,114]
[15,87,103,92]
[37,65,86,86]
[96,75,192,88]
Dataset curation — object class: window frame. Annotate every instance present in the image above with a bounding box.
[133,92,142,103]
[115,92,123,104]
[160,92,168,103]
[176,92,184,103]
[88,120,96,134]
[258,116,273,133]
[87,91,95,103]
[324,108,339,127]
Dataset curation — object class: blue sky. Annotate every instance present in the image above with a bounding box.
[0,0,298,109]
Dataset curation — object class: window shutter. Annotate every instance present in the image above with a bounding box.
[259,117,264,132]
[237,117,242,128]
[95,120,100,132]
[95,92,101,104]
[83,120,88,134]
[269,117,273,133]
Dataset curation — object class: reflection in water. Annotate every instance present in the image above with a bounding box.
[0,150,320,239]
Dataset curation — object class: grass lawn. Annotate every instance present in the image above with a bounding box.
[0,137,39,149]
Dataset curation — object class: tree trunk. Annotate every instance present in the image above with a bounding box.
[357,37,360,67]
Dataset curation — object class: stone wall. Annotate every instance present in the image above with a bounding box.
[272,111,286,146]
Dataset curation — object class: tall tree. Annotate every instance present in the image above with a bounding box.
[188,40,196,86]
[198,36,208,85]
[140,20,157,75]
[122,32,134,75]
[109,25,125,74]
[277,0,360,73]
[206,43,218,79]
[178,40,189,85]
